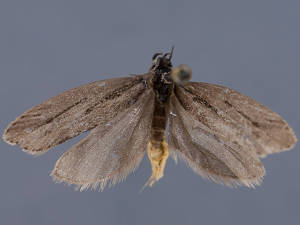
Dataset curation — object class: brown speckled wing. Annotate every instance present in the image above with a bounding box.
[3,74,150,155]
[172,82,297,158]
[168,94,265,187]
[51,89,154,191]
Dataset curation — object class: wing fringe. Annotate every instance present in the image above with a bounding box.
[173,152,264,188]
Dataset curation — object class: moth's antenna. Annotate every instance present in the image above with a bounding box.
[162,46,175,62]
[169,45,175,60]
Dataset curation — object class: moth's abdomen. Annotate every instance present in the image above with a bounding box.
[146,101,169,186]
[151,103,168,146]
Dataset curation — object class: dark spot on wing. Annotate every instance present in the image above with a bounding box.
[237,110,260,128]
[224,100,233,107]
[44,98,87,124]
[192,96,218,114]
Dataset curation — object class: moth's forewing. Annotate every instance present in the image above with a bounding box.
[173,82,297,158]
[51,89,154,190]
[3,74,149,155]
[168,95,265,187]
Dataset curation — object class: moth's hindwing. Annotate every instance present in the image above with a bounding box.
[51,89,155,191]
[168,94,265,187]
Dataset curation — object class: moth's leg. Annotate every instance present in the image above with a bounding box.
[147,140,169,187]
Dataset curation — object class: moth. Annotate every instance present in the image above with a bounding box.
[3,47,297,191]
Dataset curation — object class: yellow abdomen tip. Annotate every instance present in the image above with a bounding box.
[146,140,169,187]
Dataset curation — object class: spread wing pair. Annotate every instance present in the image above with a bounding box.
[3,74,297,190]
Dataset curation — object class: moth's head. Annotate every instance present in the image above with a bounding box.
[171,64,192,85]
[151,47,174,72]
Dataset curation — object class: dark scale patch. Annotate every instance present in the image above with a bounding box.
[224,100,233,107]
[237,110,260,128]
[224,99,261,128]
[182,87,219,115]
[84,79,145,116]
[45,98,87,124]
[192,96,218,114]
[104,78,143,101]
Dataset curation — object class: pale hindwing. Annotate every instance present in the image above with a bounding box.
[168,95,265,187]
[3,74,150,154]
[173,82,297,157]
[51,89,154,191]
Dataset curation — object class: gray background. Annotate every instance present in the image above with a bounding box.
[0,0,299,225]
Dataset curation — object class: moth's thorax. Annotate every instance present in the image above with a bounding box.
[150,53,174,104]
[152,71,174,104]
